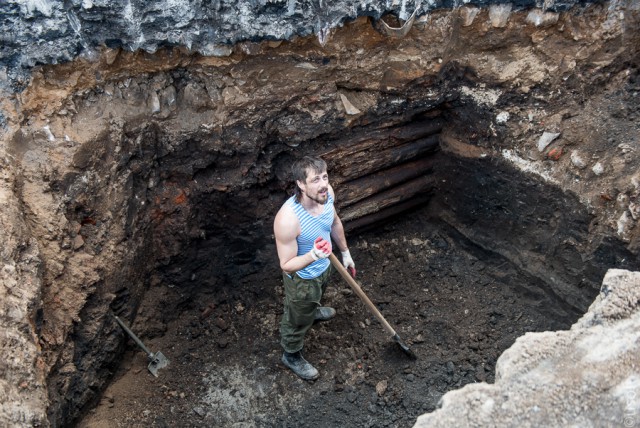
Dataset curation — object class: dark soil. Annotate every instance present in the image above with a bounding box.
[78,207,578,428]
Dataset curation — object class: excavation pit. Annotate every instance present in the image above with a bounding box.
[75,147,637,428]
[2,4,639,427]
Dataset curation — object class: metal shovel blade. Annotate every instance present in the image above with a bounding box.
[148,351,170,377]
[393,334,417,360]
[113,314,170,377]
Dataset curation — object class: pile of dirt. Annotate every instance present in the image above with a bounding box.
[78,209,578,427]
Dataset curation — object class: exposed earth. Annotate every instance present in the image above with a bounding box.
[75,49,640,423]
[1,2,640,427]
[78,207,580,427]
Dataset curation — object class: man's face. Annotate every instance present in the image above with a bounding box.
[299,168,329,204]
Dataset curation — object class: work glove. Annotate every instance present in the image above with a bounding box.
[341,249,356,278]
[310,237,332,260]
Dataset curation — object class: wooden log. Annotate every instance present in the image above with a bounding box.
[331,134,440,183]
[339,174,435,223]
[389,119,445,142]
[323,117,444,161]
[338,156,435,208]
[343,193,432,233]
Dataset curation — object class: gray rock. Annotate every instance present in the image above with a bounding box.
[592,162,605,176]
[570,151,587,169]
[537,131,561,152]
[415,269,640,428]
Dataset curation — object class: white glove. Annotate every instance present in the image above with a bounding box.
[309,237,331,261]
[341,250,356,278]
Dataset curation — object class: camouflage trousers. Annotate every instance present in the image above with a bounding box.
[279,266,332,353]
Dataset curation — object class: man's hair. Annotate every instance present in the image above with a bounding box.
[292,156,327,202]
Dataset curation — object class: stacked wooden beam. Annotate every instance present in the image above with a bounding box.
[323,116,442,232]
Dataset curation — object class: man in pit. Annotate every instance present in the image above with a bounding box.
[274,156,356,380]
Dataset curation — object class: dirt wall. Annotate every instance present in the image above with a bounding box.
[0,1,638,426]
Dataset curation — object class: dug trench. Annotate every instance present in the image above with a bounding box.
[3,5,639,427]
[68,118,636,427]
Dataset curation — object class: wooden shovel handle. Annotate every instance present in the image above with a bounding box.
[329,253,397,337]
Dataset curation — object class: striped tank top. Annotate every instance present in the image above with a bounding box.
[285,194,334,279]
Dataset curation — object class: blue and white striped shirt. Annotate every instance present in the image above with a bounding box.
[286,194,334,279]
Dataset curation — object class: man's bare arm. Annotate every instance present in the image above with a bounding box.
[330,213,349,252]
[274,205,316,274]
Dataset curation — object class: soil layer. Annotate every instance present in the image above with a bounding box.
[79,207,579,427]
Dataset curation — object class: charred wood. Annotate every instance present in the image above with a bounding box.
[323,118,443,178]
[325,117,443,158]
[343,193,432,233]
[339,174,435,223]
[339,156,436,208]
[329,134,440,182]
[388,119,444,142]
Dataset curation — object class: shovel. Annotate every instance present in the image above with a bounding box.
[329,253,417,359]
[113,315,170,377]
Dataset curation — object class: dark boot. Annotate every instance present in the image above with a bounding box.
[281,351,319,380]
[314,306,336,322]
